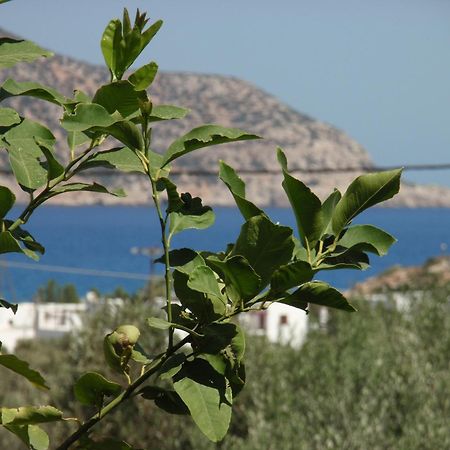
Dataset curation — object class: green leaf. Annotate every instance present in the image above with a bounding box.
[51,182,126,197]
[67,130,91,151]
[37,142,64,182]
[1,406,62,426]
[0,298,18,314]
[93,81,147,118]
[0,231,41,260]
[4,119,56,190]
[78,147,145,173]
[0,107,20,127]
[0,38,52,69]
[318,249,370,271]
[207,255,261,304]
[187,266,226,307]
[168,193,215,237]
[140,386,189,415]
[0,186,15,218]
[97,120,144,151]
[0,79,69,106]
[320,189,342,236]
[173,270,223,322]
[4,424,49,450]
[155,248,205,274]
[281,281,356,312]
[332,169,403,235]
[0,354,48,389]
[162,125,260,167]
[270,260,314,293]
[128,61,158,90]
[148,105,189,122]
[277,147,323,248]
[199,323,238,354]
[147,317,172,330]
[101,19,122,78]
[74,372,122,406]
[219,161,265,220]
[174,360,232,442]
[231,215,294,288]
[61,103,117,132]
[338,224,396,256]
[158,353,186,380]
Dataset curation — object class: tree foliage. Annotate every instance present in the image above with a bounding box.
[0,5,402,449]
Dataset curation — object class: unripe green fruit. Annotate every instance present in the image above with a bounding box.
[103,325,140,374]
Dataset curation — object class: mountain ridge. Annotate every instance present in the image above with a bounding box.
[1,30,449,207]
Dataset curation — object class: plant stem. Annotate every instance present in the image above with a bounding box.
[150,178,174,348]
[55,337,189,450]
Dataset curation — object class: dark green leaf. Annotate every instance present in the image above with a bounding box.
[332,169,402,234]
[219,161,265,220]
[0,298,18,313]
[78,147,145,173]
[173,270,221,322]
[0,38,52,68]
[231,215,294,288]
[0,186,15,218]
[199,323,238,354]
[281,281,356,312]
[318,249,370,271]
[155,248,205,274]
[74,372,122,406]
[96,120,144,151]
[338,224,396,256]
[168,193,215,237]
[128,62,158,90]
[0,231,40,260]
[158,353,186,380]
[0,79,69,106]
[101,19,122,79]
[320,189,342,237]
[52,182,125,197]
[270,260,314,293]
[140,386,189,415]
[162,125,260,167]
[277,147,323,248]
[0,354,48,389]
[207,255,261,304]
[93,81,147,118]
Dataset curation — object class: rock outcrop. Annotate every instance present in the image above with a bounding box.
[1,31,449,207]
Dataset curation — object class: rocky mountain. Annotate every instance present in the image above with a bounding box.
[1,32,449,207]
[350,255,450,295]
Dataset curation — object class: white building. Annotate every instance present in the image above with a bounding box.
[240,303,309,348]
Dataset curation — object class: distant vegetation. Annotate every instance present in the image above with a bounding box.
[2,285,448,449]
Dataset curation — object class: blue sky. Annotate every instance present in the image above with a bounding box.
[1,0,449,186]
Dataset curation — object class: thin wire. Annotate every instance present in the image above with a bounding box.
[1,163,450,177]
[0,260,149,281]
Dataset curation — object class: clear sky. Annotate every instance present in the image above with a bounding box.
[1,0,449,186]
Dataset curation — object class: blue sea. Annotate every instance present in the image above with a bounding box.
[1,206,449,301]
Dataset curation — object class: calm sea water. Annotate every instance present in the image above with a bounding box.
[1,206,449,301]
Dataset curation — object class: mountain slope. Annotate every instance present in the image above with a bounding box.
[1,33,449,207]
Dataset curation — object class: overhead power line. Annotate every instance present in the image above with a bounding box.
[0,260,149,281]
[1,163,450,177]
